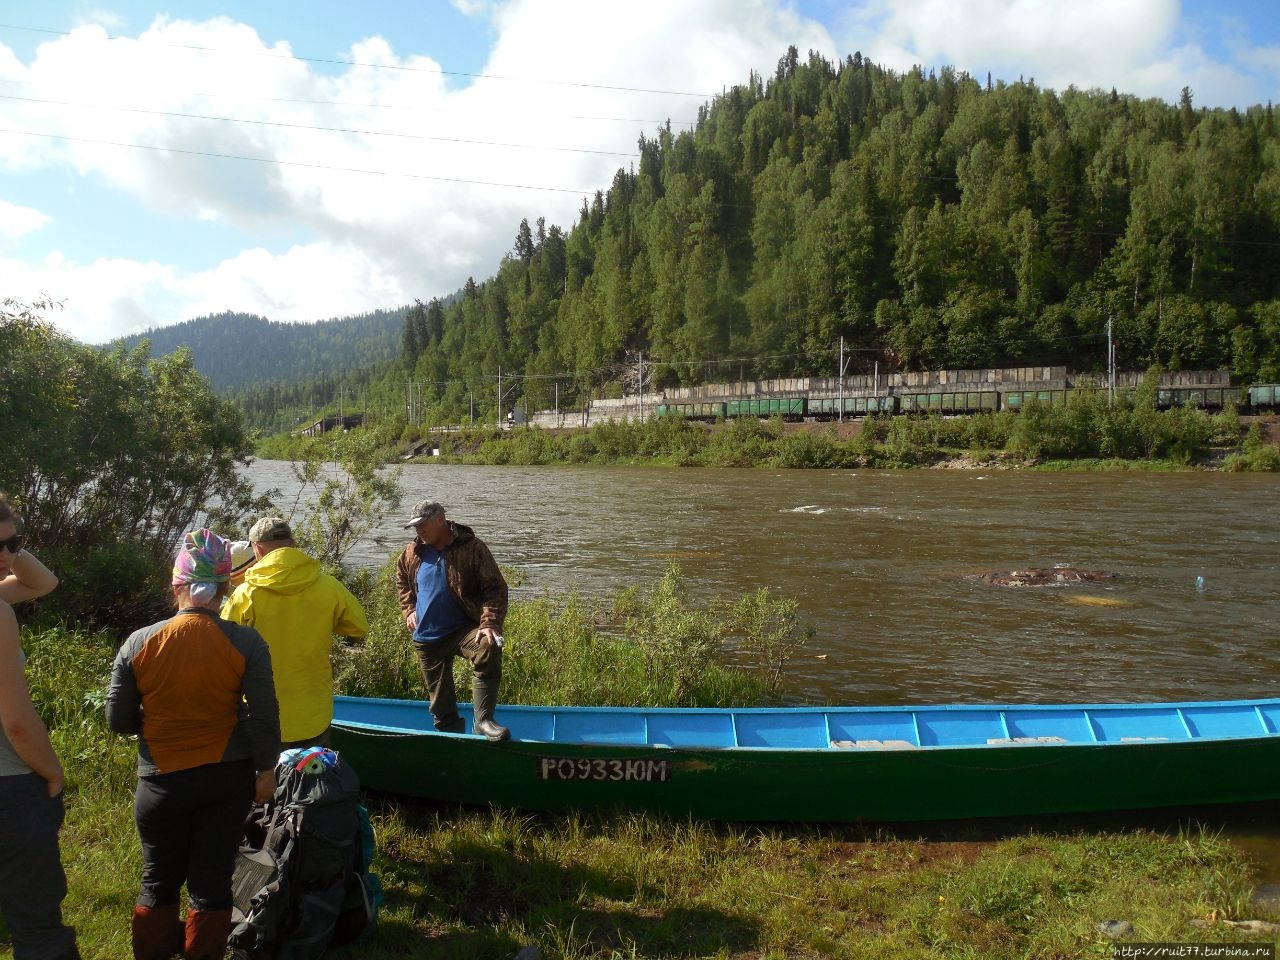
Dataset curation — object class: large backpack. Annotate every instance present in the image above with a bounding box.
[228,747,382,959]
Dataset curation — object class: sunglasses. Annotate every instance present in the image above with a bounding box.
[0,534,24,554]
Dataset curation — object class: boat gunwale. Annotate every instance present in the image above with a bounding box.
[332,695,1280,750]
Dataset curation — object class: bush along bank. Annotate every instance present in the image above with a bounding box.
[12,562,1280,958]
[386,397,1275,471]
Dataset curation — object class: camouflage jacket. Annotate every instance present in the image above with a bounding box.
[395,521,508,632]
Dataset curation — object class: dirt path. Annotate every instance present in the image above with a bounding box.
[1249,416,1280,445]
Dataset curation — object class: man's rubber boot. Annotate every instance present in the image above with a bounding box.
[131,903,182,960]
[434,713,466,733]
[472,678,510,742]
[183,908,231,960]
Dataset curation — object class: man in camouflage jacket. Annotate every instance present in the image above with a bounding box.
[395,500,510,740]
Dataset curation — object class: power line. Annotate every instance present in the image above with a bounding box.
[13,121,1277,257]
[0,93,641,158]
[0,127,601,194]
[0,77,699,130]
[0,22,717,99]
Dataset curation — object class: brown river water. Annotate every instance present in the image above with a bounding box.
[249,460,1279,705]
[247,461,1280,875]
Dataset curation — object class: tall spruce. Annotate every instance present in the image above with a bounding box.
[172,51,1280,430]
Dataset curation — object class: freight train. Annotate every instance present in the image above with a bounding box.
[656,384,1278,422]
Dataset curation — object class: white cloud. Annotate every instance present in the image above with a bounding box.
[449,0,493,16]
[74,8,125,32]
[3,241,406,343]
[4,0,1273,346]
[0,198,50,243]
[838,0,1276,107]
[1,0,835,343]
[847,0,1179,92]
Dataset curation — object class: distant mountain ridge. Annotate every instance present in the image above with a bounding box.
[109,308,410,392]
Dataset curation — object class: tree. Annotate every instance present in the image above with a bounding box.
[281,431,402,568]
[157,52,1280,419]
[1,298,263,624]
[513,218,535,263]
[401,300,424,364]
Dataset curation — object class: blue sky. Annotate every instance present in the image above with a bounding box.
[1,0,1277,344]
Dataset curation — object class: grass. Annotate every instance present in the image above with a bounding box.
[56,793,1277,959]
[333,561,802,709]
[10,570,1280,959]
[383,403,1277,474]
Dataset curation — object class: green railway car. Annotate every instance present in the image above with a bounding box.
[1247,384,1277,408]
[857,396,897,415]
[1000,389,1070,411]
[897,390,999,414]
[724,397,806,419]
[1154,386,1242,410]
[809,396,896,417]
[656,401,726,419]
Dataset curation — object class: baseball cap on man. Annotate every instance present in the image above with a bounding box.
[403,499,445,528]
[228,540,256,584]
[248,516,293,543]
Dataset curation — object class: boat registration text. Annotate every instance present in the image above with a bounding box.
[537,757,672,783]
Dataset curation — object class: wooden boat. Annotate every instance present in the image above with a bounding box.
[330,695,1280,822]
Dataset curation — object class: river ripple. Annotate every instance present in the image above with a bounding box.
[243,460,1280,708]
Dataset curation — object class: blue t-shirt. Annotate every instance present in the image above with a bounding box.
[413,546,471,644]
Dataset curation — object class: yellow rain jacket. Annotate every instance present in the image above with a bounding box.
[222,547,368,742]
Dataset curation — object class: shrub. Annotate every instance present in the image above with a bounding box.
[333,559,420,699]
[333,560,793,709]
[1223,425,1280,471]
[2,298,264,624]
[282,431,403,567]
[714,588,812,695]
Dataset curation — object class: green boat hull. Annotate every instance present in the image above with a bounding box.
[330,725,1280,822]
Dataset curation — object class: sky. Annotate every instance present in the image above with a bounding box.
[1,0,1277,345]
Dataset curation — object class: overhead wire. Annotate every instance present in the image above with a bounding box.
[0,127,601,194]
[0,92,642,158]
[3,22,1275,252]
[3,20,1278,255]
[0,22,717,98]
[0,76,698,129]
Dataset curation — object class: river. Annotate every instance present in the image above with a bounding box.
[245,460,1280,707]
[246,459,1280,876]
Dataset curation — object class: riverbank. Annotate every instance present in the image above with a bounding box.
[388,410,1279,472]
[253,394,1280,473]
[24,618,1280,959]
[20,544,1280,956]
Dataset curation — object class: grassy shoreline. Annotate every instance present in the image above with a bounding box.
[17,567,1280,959]
[256,406,1280,474]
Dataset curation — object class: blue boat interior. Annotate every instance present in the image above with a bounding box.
[333,696,1280,750]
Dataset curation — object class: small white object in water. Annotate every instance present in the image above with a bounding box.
[1195,575,1205,592]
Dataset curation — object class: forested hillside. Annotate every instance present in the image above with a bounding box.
[110,308,407,393]
[189,48,1280,432]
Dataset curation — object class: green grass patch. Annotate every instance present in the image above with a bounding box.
[385,397,1263,472]
[10,578,1277,959]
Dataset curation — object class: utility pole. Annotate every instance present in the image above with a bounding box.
[497,366,502,428]
[838,336,845,423]
[1107,316,1115,405]
[638,351,645,422]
